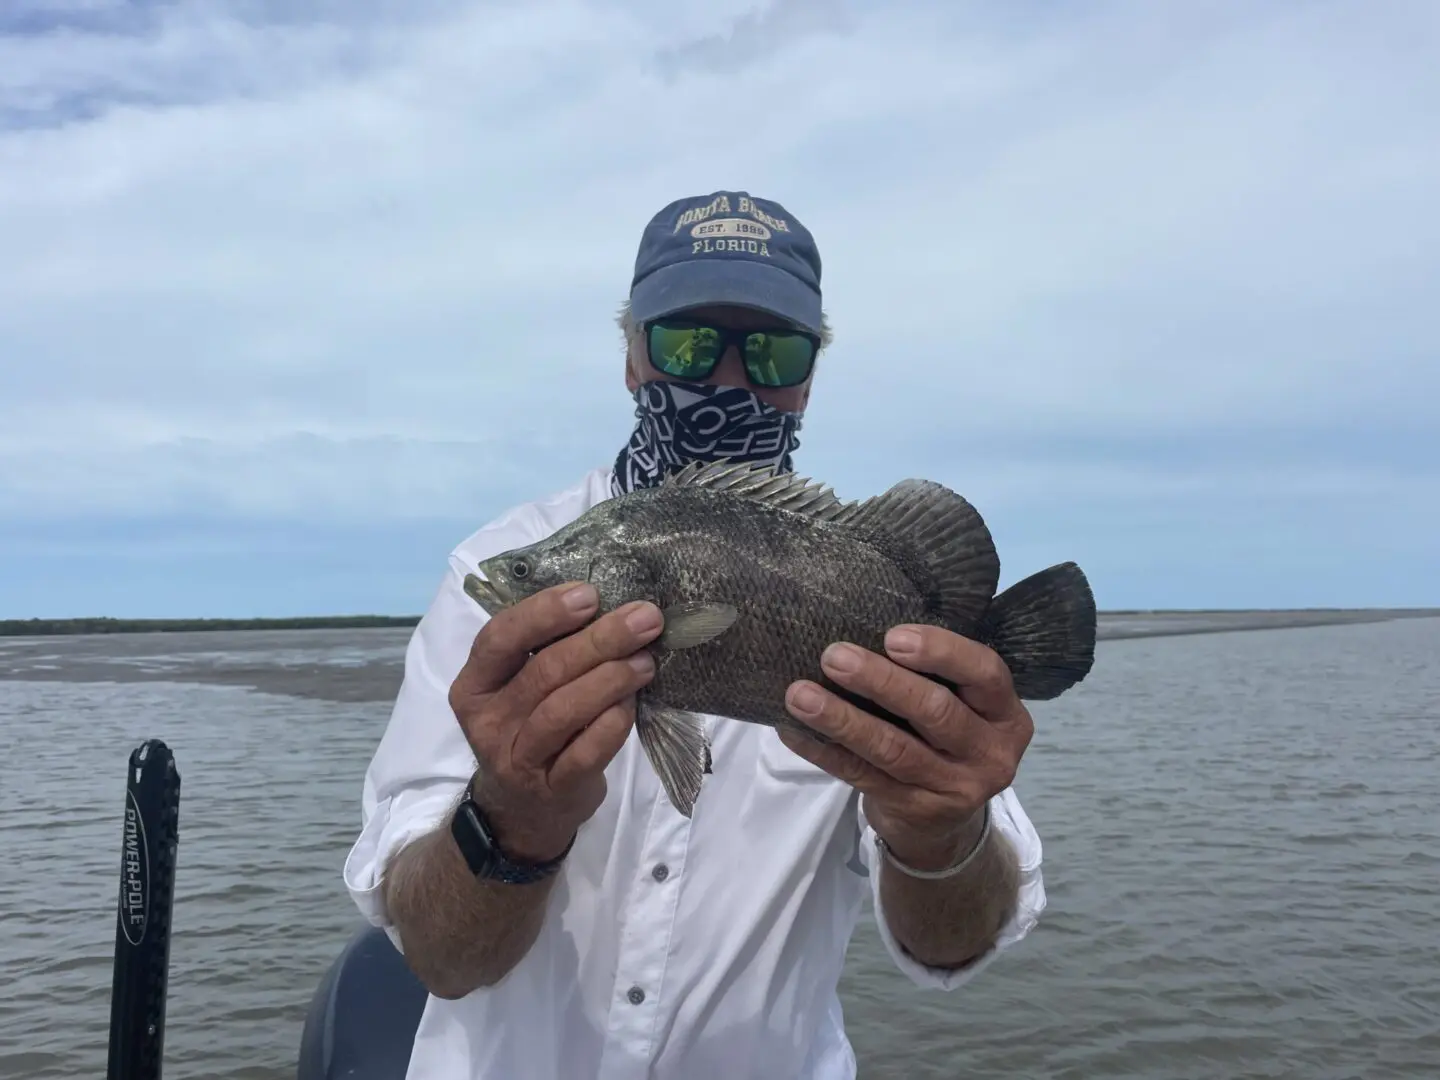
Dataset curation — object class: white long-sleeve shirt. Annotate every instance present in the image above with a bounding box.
[343,466,1048,1080]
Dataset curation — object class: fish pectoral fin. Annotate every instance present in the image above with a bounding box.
[658,602,738,651]
[636,701,711,817]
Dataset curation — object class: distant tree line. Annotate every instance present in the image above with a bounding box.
[0,616,422,637]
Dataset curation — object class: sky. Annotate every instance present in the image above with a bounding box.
[0,0,1436,619]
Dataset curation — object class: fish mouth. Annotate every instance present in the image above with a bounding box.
[462,571,513,616]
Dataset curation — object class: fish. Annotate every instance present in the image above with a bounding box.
[462,459,1096,818]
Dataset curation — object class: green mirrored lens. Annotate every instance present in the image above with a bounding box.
[649,324,722,378]
[743,332,815,387]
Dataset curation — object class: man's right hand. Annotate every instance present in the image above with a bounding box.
[449,582,663,864]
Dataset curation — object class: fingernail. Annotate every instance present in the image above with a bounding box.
[628,652,655,675]
[886,628,922,656]
[564,584,598,613]
[789,684,823,716]
[822,643,861,674]
[626,603,662,633]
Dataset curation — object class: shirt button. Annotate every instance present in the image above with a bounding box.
[627,986,646,1006]
[651,863,669,882]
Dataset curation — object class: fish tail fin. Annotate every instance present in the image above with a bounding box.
[976,562,1097,700]
[635,700,711,817]
[838,479,1000,629]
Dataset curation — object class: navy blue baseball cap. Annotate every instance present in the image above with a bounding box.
[628,190,823,335]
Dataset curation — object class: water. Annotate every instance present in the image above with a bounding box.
[2,617,1438,1079]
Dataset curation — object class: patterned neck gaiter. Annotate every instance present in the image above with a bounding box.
[611,380,804,495]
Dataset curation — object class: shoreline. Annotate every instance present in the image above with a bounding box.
[1094,608,1440,641]
[0,610,1433,705]
[1,608,1437,640]
[0,615,421,637]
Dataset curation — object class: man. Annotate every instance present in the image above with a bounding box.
[343,191,1047,1080]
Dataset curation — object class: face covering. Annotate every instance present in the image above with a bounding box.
[611,380,804,496]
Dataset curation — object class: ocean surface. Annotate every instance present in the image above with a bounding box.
[2,613,1437,1079]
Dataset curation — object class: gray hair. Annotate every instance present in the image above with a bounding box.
[616,299,834,353]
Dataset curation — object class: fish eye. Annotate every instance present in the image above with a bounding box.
[510,558,531,580]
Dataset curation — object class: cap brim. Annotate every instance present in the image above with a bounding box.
[630,259,822,336]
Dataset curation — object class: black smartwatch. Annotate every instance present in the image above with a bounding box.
[449,778,574,886]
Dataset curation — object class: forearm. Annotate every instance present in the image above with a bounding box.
[876,809,1021,970]
[382,817,558,999]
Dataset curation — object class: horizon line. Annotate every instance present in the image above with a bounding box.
[4,608,1440,640]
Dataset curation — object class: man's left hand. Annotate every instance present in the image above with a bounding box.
[779,624,1034,871]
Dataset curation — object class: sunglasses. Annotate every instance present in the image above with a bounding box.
[645,318,819,389]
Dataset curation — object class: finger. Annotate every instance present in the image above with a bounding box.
[776,728,914,802]
[460,582,602,695]
[779,730,992,837]
[883,625,1032,731]
[784,677,957,789]
[514,652,655,769]
[818,641,992,760]
[549,697,638,791]
[502,600,664,718]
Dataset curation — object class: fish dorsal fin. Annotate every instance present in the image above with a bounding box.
[834,478,1002,631]
[663,459,854,520]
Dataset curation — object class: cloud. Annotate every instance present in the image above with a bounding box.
[0,0,1436,613]
[652,0,858,78]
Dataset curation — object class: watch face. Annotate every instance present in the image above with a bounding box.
[452,798,552,885]
[452,800,500,880]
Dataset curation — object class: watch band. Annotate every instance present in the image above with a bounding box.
[450,779,574,886]
[875,803,993,881]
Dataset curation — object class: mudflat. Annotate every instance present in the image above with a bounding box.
[2,609,1436,704]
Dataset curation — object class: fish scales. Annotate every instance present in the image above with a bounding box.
[621,486,932,733]
[463,459,1097,817]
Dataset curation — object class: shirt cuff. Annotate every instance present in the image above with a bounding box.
[860,786,1047,991]
[342,780,465,952]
